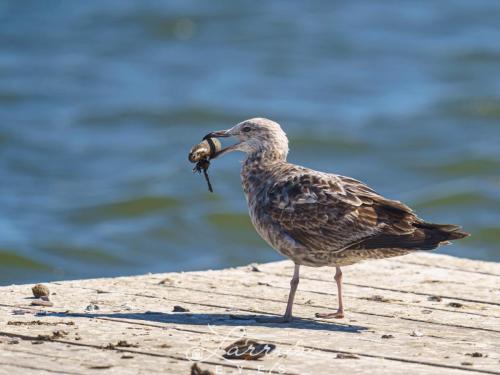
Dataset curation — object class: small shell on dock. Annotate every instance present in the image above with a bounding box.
[32,284,50,298]
[223,339,276,360]
[31,300,54,307]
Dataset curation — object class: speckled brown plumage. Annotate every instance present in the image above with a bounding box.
[206,118,469,322]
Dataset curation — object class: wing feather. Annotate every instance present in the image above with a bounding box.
[262,166,419,252]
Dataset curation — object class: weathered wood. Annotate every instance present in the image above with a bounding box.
[0,253,499,375]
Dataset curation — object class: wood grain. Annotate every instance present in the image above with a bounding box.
[0,253,498,375]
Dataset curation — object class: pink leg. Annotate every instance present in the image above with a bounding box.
[283,263,300,321]
[257,263,300,323]
[315,267,345,319]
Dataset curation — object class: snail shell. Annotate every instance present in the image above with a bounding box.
[188,138,222,163]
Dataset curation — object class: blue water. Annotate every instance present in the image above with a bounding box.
[1,1,499,285]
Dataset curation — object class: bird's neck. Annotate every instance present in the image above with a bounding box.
[243,148,287,169]
[241,149,287,197]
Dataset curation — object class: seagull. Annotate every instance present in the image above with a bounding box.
[205,118,469,323]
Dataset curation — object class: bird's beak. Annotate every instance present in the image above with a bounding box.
[203,130,231,140]
[203,129,241,159]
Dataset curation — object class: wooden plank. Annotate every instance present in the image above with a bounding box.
[0,253,499,375]
[0,330,474,375]
[258,259,500,306]
[391,253,500,276]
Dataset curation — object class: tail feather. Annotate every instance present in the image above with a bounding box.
[415,222,470,241]
[348,222,470,251]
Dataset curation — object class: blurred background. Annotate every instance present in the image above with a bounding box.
[1,1,499,285]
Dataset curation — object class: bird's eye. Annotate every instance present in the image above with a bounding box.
[242,126,252,133]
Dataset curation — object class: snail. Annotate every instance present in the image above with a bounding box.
[188,137,222,163]
[188,137,222,193]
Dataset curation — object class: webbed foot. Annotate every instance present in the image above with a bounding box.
[315,310,344,319]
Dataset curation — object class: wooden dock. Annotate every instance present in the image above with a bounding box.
[0,253,499,375]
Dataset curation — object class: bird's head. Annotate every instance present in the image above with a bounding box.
[204,118,289,161]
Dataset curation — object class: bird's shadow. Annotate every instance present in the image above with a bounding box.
[40,311,366,333]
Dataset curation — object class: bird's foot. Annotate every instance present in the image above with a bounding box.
[256,315,292,324]
[315,310,344,319]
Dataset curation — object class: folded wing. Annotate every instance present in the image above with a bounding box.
[262,167,468,253]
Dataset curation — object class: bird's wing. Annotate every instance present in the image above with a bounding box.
[262,166,420,252]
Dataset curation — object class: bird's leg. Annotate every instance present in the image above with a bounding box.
[257,263,300,323]
[315,267,345,319]
[283,263,300,321]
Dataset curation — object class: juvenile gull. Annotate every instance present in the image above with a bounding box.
[205,118,469,322]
